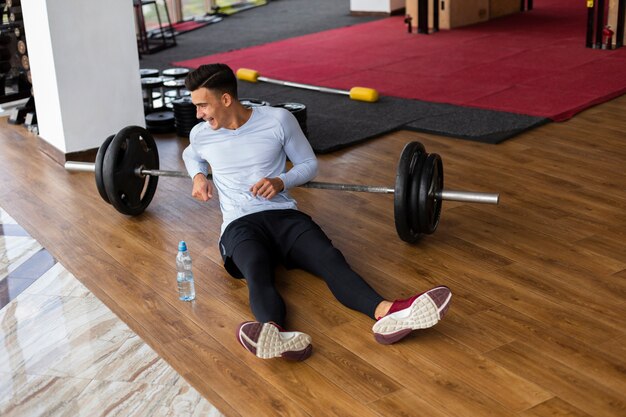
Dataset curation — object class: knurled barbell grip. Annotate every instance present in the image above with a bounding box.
[142,170,500,203]
[64,162,500,205]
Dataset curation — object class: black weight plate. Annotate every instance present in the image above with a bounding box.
[141,77,163,88]
[147,124,176,134]
[418,153,444,234]
[408,148,427,233]
[394,142,421,243]
[172,96,194,106]
[273,102,307,124]
[95,134,115,204]
[162,67,189,79]
[103,126,159,216]
[173,113,200,121]
[146,110,175,127]
[139,68,159,78]
[173,105,195,112]
[172,105,195,112]
[164,90,181,98]
[240,98,270,107]
[173,107,194,114]
[273,102,306,113]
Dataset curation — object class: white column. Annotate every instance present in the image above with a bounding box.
[21,0,145,154]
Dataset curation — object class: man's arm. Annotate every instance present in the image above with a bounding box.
[250,111,318,199]
[182,144,213,201]
[278,111,318,189]
[182,143,209,179]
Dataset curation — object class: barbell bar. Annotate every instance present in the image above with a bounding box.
[64,125,500,243]
[236,68,380,103]
[65,161,498,203]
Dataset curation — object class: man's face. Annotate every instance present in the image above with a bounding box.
[191,87,230,130]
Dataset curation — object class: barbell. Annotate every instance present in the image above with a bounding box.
[64,125,499,243]
[236,68,380,103]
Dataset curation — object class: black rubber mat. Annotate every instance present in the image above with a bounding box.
[238,82,549,153]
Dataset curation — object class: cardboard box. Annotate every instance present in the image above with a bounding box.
[405,0,490,31]
[490,0,521,19]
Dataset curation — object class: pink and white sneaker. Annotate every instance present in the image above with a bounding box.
[372,286,452,344]
[237,321,313,361]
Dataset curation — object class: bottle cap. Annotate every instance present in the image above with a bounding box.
[178,241,187,252]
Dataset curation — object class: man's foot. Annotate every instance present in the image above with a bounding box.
[237,321,313,361]
[372,286,452,345]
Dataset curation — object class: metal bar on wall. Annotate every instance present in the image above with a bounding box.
[587,0,596,47]
[596,0,606,48]
[617,0,626,47]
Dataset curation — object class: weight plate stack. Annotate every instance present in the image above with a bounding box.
[172,96,200,137]
[141,77,164,112]
[145,110,176,134]
[163,78,189,108]
[272,102,308,136]
[102,126,159,216]
[394,142,426,243]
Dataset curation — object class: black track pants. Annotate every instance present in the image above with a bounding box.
[230,226,384,327]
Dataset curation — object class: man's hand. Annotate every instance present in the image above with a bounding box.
[250,177,284,200]
[191,173,213,202]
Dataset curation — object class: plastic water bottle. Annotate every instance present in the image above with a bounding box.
[176,241,196,301]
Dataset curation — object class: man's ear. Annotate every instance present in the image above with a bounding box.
[222,92,233,107]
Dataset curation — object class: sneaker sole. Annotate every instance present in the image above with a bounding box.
[372,286,452,345]
[238,322,313,361]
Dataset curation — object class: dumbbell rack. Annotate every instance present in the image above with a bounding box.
[0,0,32,113]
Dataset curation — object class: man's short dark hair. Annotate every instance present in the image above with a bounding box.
[185,63,238,99]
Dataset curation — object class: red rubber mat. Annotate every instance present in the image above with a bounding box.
[167,20,210,34]
[174,0,626,121]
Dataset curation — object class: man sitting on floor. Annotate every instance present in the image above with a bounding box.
[182,63,452,361]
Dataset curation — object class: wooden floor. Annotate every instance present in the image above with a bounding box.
[1,95,625,417]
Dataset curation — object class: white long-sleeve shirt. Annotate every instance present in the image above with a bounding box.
[182,106,318,235]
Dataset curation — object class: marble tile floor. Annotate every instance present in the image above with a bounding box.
[0,207,224,417]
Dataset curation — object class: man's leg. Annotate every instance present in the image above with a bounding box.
[286,228,384,319]
[230,239,286,326]
[231,239,312,361]
[286,228,452,344]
